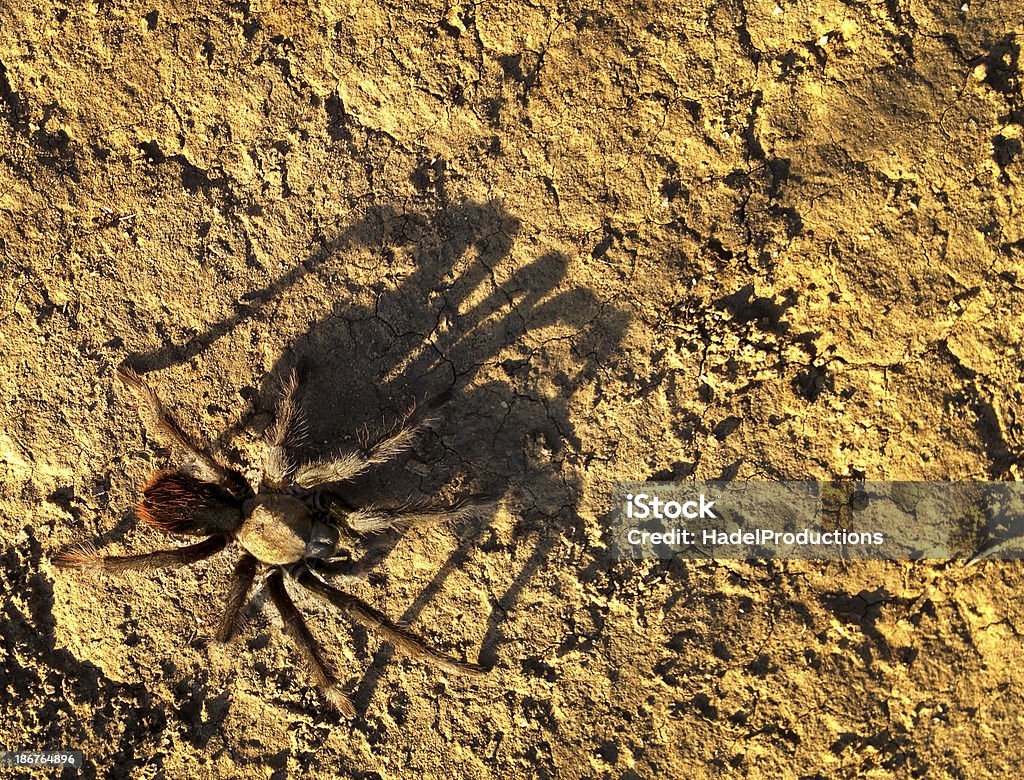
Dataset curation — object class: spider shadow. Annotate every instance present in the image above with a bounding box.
[271,201,629,710]
[128,198,630,714]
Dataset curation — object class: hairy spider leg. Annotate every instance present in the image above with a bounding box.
[52,535,227,572]
[293,565,486,677]
[293,391,451,488]
[117,367,248,496]
[262,363,308,490]
[266,569,356,717]
[215,552,259,643]
[336,494,495,534]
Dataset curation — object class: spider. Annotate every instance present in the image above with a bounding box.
[53,363,490,716]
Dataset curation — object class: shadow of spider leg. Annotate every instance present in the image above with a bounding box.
[265,568,356,717]
[291,565,487,677]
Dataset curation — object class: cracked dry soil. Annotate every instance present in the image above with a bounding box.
[1,1,1023,778]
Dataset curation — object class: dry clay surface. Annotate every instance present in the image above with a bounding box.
[1,1,1023,777]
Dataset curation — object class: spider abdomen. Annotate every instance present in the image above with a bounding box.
[137,471,244,536]
[237,494,337,565]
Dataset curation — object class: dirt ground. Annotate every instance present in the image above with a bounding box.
[1,0,1023,777]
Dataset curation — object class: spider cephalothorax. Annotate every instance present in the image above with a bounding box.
[53,364,490,716]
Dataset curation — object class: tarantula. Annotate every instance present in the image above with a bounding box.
[53,364,490,716]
